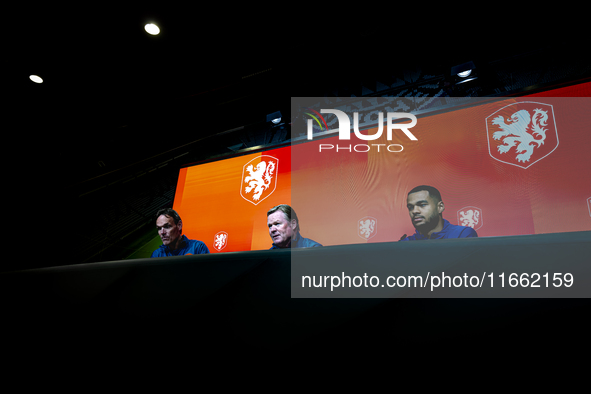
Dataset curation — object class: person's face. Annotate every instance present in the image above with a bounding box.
[267,211,297,248]
[407,190,444,231]
[156,215,182,247]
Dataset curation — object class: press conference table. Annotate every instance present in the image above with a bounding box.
[2,231,590,352]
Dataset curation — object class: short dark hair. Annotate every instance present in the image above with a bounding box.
[407,185,442,203]
[267,204,300,232]
[156,208,182,225]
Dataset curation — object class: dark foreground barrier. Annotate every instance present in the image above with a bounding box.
[2,232,590,354]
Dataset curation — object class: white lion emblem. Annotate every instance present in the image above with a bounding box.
[244,160,276,201]
[359,219,376,239]
[459,209,480,228]
[214,233,227,250]
[491,108,548,163]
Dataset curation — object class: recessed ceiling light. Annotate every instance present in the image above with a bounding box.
[29,75,43,83]
[145,23,160,35]
[457,70,472,78]
[266,111,282,124]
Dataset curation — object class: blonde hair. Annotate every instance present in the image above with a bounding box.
[267,204,300,232]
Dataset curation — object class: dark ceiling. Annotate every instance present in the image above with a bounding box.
[19,8,587,187]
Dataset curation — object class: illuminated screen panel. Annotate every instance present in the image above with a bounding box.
[173,146,291,253]
[292,97,591,247]
[173,83,591,253]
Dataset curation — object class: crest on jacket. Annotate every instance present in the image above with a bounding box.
[240,155,279,205]
[486,102,558,169]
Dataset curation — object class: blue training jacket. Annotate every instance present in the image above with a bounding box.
[400,219,477,241]
[270,234,322,249]
[151,235,210,257]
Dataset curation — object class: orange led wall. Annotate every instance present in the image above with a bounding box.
[291,97,591,247]
[173,146,291,253]
[173,83,591,253]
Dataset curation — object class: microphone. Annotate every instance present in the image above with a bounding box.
[399,234,407,241]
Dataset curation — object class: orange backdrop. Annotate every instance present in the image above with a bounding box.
[292,96,591,246]
[173,146,291,253]
[173,83,591,252]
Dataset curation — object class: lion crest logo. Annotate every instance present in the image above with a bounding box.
[457,207,483,231]
[213,231,228,251]
[358,216,377,240]
[486,101,558,169]
[240,155,279,205]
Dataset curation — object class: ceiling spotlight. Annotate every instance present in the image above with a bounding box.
[266,111,282,124]
[29,75,43,83]
[144,23,160,35]
[457,69,472,78]
[451,61,475,78]
[450,61,479,85]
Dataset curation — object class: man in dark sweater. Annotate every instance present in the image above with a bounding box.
[267,204,322,249]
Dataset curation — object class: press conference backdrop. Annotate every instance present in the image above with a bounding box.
[173,83,591,253]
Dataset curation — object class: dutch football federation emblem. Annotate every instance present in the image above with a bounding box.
[358,216,377,240]
[457,207,483,231]
[213,231,228,251]
[240,155,278,205]
[486,101,558,169]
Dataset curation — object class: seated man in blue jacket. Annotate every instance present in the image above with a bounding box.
[267,204,322,249]
[151,208,209,257]
[400,185,477,241]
